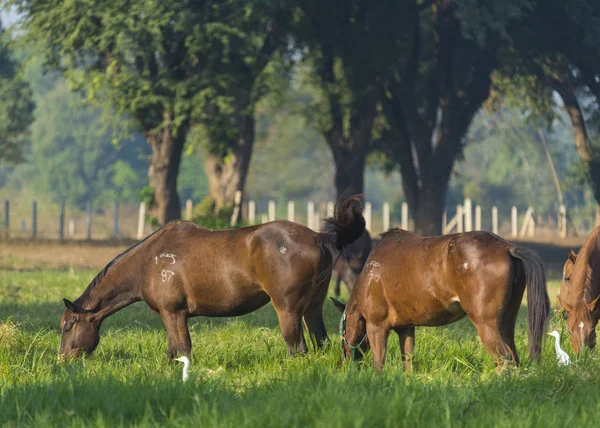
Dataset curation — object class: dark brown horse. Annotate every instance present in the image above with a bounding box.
[557,226,600,354]
[332,229,550,372]
[332,230,372,297]
[59,197,365,359]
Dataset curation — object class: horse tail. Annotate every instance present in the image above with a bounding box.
[319,195,366,253]
[510,246,550,362]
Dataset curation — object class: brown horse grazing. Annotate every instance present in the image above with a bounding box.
[556,226,600,354]
[557,250,577,314]
[331,229,550,372]
[332,230,372,297]
[58,197,365,359]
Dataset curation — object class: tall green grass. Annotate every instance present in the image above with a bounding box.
[1,268,599,427]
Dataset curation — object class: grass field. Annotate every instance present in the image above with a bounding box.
[2,245,600,427]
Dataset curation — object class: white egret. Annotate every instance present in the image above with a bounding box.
[547,331,571,366]
[174,356,190,382]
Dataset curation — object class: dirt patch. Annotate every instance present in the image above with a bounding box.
[0,235,585,278]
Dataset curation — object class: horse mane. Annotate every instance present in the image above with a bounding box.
[379,228,402,239]
[570,226,600,304]
[75,226,166,308]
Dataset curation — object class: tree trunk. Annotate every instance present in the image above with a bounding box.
[413,184,447,236]
[330,146,366,199]
[203,114,255,219]
[146,126,187,225]
[551,75,600,225]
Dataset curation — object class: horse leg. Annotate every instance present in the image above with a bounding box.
[395,326,415,373]
[160,310,192,359]
[366,322,390,373]
[472,319,514,369]
[303,275,331,348]
[275,308,308,355]
[334,273,342,297]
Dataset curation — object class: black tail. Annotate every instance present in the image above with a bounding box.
[510,246,550,361]
[320,195,366,252]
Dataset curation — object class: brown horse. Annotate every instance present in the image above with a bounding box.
[332,229,550,372]
[556,226,600,354]
[557,250,577,314]
[332,230,372,297]
[58,197,365,359]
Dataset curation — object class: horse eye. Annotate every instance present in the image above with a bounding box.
[64,319,76,332]
[565,275,571,282]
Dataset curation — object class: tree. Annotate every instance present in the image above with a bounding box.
[491,0,600,223]
[29,80,149,207]
[379,0,532,235]
[9,0,288,224]
[292,0,412,198]
[0,18,34,164]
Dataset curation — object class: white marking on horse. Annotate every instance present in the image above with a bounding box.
[366,261,382,284]
[161,270,175,282]
[279,246,287,255]
[159,253,177,264]
[579,321,584,331]
[462,262,469,270]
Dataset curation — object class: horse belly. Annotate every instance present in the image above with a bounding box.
[419,300,466,326]
[186,284,271,317]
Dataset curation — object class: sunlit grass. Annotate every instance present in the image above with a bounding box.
[1,268,599,427]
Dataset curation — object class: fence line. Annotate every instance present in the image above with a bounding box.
[0,197,581,241]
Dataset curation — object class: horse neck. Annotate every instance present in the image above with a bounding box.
[571,234,600,302]
[75,255,143,320]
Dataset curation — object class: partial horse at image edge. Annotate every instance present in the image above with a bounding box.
[557,226,600,354]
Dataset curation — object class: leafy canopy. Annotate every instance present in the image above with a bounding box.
[0,19,34,163]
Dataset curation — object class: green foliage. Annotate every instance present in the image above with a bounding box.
[450,110,581,214]
[191,196,246,229]
[0,19,34,163]
[28,79,149,207]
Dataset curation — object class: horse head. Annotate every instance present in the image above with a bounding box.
[58,299,101,359]
[330,297,369,360]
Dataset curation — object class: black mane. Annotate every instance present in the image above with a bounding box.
[74,226,165,307]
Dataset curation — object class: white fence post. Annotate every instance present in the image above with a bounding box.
[287,201,295,222]
[401,202,408,230]
[268,200,276,222]
[456,205,464,233]
[559,204,567,238]
[327,201,335,217]
[185,199,193,221]
[442,210,447,235]
[511,206,518,237]
[464,198,472,232]
[383,202,390,232]
[248,200,256,225]
[230,191,242,226]
[307,201,315,230]
[137,202,146,240]
[492,206,498,235]
[519,207,534,237]
[529,216,536,237]
[475,205,481,231]
[364,202,372,232]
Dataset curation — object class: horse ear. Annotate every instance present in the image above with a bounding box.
[557,295,573,313]
[587,295,600,316]
[330,297,346,313]
[63,299,83,314]
[568,250,577,263]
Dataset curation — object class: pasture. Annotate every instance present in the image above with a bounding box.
[1,242,600,427]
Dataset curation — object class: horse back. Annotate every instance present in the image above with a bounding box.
[356,230,516,326]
